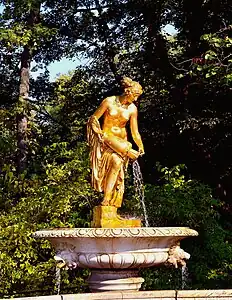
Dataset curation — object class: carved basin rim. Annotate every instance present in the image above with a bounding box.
[33,227,198,238]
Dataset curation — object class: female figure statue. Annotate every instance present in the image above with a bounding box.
[87,77,144,227]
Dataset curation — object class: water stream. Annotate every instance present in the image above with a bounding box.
[55,266,61,295]
[181,265,189,289]
[132,160,149,227]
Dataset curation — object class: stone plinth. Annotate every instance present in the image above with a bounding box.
[33,227,198,292]
[177,289,232,300]
[55,290,232,299]
[62,290,176,299]
[91,206,141,228]
[2,290,232,300]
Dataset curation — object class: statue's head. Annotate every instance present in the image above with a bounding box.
[121,77,143,103]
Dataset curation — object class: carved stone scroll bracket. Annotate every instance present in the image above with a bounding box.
[166,243,191,268]
[54,255,67,269]
[54,249,79,269]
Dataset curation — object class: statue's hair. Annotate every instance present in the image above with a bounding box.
[121,77,143,95]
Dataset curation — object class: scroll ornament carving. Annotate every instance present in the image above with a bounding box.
[33,227,198,239]
[167,244,191,268]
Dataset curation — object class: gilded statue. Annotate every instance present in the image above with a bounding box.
[87,77,144,228]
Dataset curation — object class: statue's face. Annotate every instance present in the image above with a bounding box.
[125,88,141,103]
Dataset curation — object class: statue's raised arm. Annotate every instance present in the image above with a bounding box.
[87,77,144,228]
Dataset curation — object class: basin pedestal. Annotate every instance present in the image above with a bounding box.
[88,270,144,292]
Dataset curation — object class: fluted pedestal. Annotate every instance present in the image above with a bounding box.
[88,270,144,292]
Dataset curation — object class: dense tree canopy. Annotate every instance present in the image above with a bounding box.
[0,0,232,296]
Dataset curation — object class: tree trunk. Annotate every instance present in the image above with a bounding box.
[17,46,30,173]
[16,8,40,174]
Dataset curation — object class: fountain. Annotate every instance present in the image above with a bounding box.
[34,227,197,292]
[33,77,198,294]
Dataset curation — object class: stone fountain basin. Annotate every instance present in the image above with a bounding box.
[33,227,198,270]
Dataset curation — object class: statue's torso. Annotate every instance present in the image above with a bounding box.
[102,96,134,140]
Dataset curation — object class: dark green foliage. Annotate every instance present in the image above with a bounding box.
[143,164,232,289]
[0,141,95,296]
[0,74,98,296]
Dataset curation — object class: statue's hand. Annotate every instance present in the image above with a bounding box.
[139,148,145,156]
[99,132,104,144]
[92,125,102,135]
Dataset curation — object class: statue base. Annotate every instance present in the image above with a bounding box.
[91,205,141,228]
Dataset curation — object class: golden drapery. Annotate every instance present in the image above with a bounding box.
[87,116,130,208]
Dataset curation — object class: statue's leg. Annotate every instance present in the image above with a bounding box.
[102,153,123,206]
